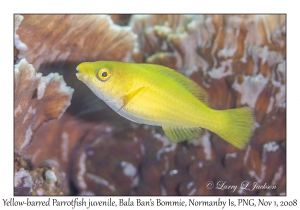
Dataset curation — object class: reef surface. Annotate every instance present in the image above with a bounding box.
[14,14,285,195]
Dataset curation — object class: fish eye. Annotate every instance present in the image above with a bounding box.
[97,68,111,81]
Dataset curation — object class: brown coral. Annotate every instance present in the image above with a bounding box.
[16,14,137,115]
[14,59,73,154]
[130,15,285,78]
[14,14,138,195]
[17,15,136,70]
[14,15,27,63]
[14,158,66,195]
[127,14,286,195]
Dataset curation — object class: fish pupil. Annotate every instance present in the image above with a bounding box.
[102,72,108,77]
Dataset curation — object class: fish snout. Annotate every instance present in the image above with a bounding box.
[76,72,86,82]
[76,63,88,81]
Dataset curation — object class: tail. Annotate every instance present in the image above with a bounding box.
[212,107,255,149]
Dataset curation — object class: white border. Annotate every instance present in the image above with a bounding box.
[1,0,298,209]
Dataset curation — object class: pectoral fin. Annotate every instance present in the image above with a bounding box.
[118,87,148,111]
[162,126,202,142]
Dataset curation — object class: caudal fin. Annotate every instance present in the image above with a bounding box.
[215,107,255,149]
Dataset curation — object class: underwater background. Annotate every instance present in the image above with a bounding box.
[14,14,286,195]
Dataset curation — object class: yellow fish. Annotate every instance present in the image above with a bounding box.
[76,61,254,149]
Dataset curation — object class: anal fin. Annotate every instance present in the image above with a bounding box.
[162,126,202,143]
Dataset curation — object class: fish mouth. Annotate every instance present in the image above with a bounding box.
[76,67,85,81]
[76,73,81,80]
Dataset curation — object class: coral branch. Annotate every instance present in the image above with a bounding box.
[14,59,74,154]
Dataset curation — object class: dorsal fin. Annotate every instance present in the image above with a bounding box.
[141,64,209,105]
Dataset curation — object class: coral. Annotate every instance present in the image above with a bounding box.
[14,15,27,63]
[14,14,137,195]
[14,168,33,195]
[14,153,30,172]
[14,14,286,196]
[14,59,74,155]
[30,160,66,195]
[14,155,66,195]
[14,161,66,196]
[16,14,137,115]
[70,122,145,195]
[126,14,286,195]
[130,15,285,77]
[16,14,136,70]
[23,112,107,194]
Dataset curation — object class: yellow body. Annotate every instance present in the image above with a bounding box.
[76,61,255,149]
